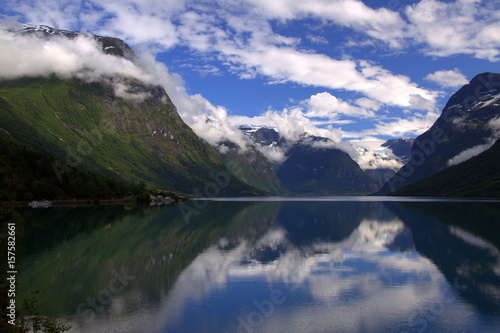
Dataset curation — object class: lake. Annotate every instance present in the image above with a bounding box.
[18,197,500,333]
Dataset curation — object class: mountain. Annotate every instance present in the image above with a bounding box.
[379,72,500,195]
[381,138,414,164]
[20,24,136,61]
[239,127,381,195]
[0,135,147,201]
[217,141,289,195]
[364,168,397,189]
[243,127,287,148]
[0,26,266,196]
[391,139,500,197]
[276,137,379,195]
[363,137,413,187]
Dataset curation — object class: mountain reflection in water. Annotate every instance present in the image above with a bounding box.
[18,199,500,333]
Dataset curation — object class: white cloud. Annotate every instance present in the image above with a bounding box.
[3,0,442,114]
[350,138,404,171]
[243,0,500,61]
[3,0,183,49]
[447,116,500,166]
[354,148,404,171]
[213,40,438,110]
[0,26,252,151]
[0,27,156,84]
[447,142,493,166]
[409,93,437,111]
[344,111,441,139]
[2,0,82,30]
[228,105,352,164]
[305,92,375,119]
[3,0,498,154]
[244,0,406,47]
[354,98,382,111]
[405,0,500,61]
[95,1,180,48]
[180,94,251,149]
[264,107,343,144]
[424,68,469,88]
[306,33,328,45]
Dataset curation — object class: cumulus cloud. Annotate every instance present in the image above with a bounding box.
[355,148,404,171]
[405,0,500,61]
[244,0,406,47]
[179,94,250,149]
[2,0,448,143]
[7,0,498,63]
[424,68,469,88]
[305,92,376,119]
[0,25,167,104]
[214,41,438,111]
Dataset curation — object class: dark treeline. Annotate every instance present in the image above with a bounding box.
[0,136,146,202]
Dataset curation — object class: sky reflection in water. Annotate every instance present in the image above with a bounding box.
[18,199,500,333]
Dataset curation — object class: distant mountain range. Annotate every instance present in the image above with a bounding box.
[240,128,380,195]
[276,136,379,195]
[1,25,499,198]
[381,138,414,164]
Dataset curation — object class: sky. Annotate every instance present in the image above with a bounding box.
[1,0,499,156]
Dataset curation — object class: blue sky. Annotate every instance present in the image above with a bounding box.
[1,0,499,152]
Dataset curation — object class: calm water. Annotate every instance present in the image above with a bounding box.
[18,198,500,333]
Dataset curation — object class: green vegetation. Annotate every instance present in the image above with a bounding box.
[391,139,500,197]
[0,135,147,202]
[0,76,265,196]
[219,142,288,195]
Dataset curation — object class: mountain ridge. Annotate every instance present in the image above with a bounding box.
[0,26,268,196]
[378,72,500,195]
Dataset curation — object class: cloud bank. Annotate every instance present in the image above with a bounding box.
[0,26,154,84]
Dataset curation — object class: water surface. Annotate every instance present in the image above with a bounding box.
[18,198,500,332]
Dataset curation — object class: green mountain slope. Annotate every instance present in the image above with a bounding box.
[219,142,288,195]
[0,135,145,201]
[0,76,264,196]
[391,139,500,197]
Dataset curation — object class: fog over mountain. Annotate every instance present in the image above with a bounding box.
[0,23,252,152]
